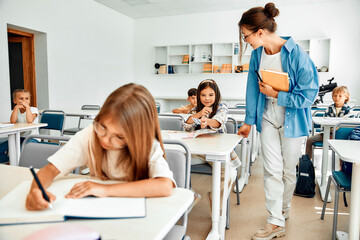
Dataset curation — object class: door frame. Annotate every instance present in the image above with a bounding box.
[8,28,37,107]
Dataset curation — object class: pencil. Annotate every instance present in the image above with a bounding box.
[29,166,53,210]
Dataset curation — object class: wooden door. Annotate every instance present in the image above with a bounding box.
[7,29,37,108]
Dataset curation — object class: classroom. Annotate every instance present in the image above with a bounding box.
[0,0,360,239]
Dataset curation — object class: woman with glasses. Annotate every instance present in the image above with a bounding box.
[26,83,175,210]
[236,3,319,240]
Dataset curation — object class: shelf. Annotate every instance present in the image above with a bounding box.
[154,38,330,75]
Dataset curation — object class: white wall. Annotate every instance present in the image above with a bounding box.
[0,0,134,122]
[134,0,360,107]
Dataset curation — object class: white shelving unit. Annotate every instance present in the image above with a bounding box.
[154,38,330,75]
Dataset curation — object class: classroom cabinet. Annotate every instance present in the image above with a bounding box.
[154,38,330,75]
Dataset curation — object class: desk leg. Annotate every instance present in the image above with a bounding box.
[8,133,16,166]
[206,161,221,240]
[349,163,360,240]
[219,161,229,240]
[234,138,248,193]
[15,132,20,165]
[316,126,331,202]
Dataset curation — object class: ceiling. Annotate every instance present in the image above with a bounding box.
[95,0,337,19]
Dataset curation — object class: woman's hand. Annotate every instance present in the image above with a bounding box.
[26,188,56,210]
[237,123,252,138]
[65,181,108,199]
[259,82,279,98]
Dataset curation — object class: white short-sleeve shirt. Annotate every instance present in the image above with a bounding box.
[16,107,39,136]
[48,125,176,185]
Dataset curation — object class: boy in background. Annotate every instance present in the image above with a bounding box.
[172,88,197,114]
[0,89,39,163]
[306,86,352,160]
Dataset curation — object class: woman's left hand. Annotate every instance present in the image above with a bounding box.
[259,82,279,98]
[65,181,108,199]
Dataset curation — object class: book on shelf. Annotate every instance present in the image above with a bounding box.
[166,129,217,140]
[0,123,14,128]
[260,69,289,92]
[0,178,146,226]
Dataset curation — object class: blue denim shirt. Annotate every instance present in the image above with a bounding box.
[244,37,319,138]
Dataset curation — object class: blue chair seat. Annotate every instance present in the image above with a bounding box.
[332,171,351,191]
[313,141,323,147]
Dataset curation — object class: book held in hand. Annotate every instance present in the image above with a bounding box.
[260,69,290,92]
[0,178,146,225]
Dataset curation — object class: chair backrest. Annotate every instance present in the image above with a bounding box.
[81,105,101,110]
[234,103,246,109]
[225,116,238,134]
[163,139,191,189]
[155,102,161,113]
[352,105,360,112]
[158,114,185,131]
[163,139,191,239]
[228,107,246,115]
[19,134,70,169]
[40,110,66,135]
[311,106,327,111]
[311,110,326,135]
[333,123,360,140]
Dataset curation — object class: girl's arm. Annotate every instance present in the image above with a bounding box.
[26,163,61,210]
[65,177,173,199]
[185,107,212,124]
[23,104,36,123]
[10,106,19,123]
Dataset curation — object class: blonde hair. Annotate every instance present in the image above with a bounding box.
[87,83,164,181]
[332,86,350,103]
[13,89,30,99]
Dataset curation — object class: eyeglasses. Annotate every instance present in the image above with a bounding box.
[242,31,256,41]
[93,121,126,149]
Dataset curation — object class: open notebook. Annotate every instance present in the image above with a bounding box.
[166,129,217,139]
[0,178,146,225]
[0,123,14,129]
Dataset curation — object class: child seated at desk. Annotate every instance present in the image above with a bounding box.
[172,88,197,114]
[306,86,352,160]
[184,79,240,206]
[0,89,39,163]
[26,84,175,210]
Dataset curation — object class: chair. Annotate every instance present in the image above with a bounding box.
[310,109,326,162]
[320,122,360,240]
[19,134,70,169]
[156,102,161,113]
[63,105,100,135]
[228,107,246,115]
[163,139,191,240]
[159,114,185,131]
[234,103,246,109]
[40,110,66,136]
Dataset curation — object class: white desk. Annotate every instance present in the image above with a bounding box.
[39,109,99,120]
[0,165,194,240]
[328,140,360,240]
[312,117,360,201]
[0,123,47,166]
[162,131,242,240]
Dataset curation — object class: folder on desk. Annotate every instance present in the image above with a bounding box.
[260,69,289,92]
[0,123,14,128]
[0,179,146,225]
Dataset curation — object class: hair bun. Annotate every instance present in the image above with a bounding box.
[264,2,279,19]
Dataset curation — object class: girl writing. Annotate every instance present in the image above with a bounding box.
[26,83,175,210]
[184,79,240,204]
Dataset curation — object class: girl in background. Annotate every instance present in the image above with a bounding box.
[26,83,175,210]
[185,79,240,206]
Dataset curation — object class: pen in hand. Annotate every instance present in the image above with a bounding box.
[29,166,53,210]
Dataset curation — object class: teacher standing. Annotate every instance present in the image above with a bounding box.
[237,3,319,240]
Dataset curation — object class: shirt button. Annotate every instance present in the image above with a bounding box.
[286,126,289,128]
[287,112,289,115]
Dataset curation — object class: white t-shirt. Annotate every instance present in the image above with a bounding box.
[48,125,176,185]
[16,107,39,136]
